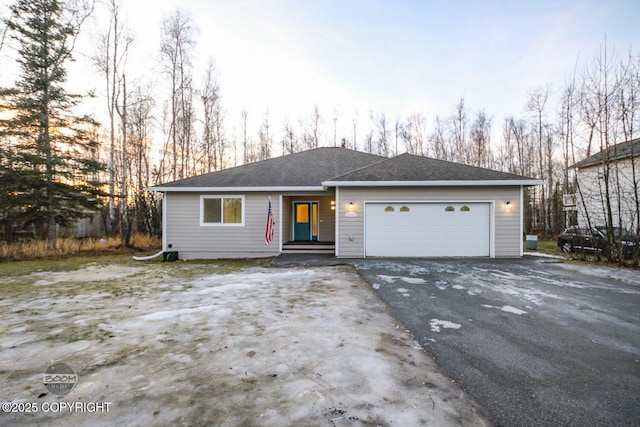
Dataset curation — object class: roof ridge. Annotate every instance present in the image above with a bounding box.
[327,155,391,181]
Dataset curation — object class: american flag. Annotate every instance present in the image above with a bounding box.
[265,197,275,245]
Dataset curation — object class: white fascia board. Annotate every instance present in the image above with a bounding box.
[322,180,545,187]
[147,186,326,192]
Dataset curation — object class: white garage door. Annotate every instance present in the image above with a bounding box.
[365,202,491,257]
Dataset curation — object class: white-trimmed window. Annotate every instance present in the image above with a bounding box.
[200,195,244,226]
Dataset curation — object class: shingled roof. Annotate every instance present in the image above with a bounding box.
[150,147,383,189]
[325,153,538,184]
[573,137,640,169]
[150,147,541,191]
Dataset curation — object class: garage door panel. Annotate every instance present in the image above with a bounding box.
[365,203,491,257]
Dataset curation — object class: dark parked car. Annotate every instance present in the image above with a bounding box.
[557,225,639,258]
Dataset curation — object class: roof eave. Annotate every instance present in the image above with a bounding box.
[147,186,326,192]
[322,180,545,187]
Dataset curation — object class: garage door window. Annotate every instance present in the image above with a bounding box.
[400,206,410,212]
[445,206,455,212]
[461,206,470,212]
[385,206,395,212]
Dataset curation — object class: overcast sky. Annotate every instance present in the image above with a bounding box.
[2,0,639,149]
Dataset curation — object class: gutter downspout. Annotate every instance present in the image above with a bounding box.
[162,192,167,252]
[132,191,166,261]
[279,194,283,254]
[520,186,524,257]
[335,187,340,257]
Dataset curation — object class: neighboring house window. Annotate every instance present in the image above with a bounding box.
[201,195,244,226]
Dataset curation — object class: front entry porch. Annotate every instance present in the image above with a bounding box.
[282,194,335,254]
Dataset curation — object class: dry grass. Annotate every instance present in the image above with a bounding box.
[0,234,161,262]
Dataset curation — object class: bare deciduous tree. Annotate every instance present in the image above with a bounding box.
[369,111,390,157]
[92,0,133,237]
[469,110,493,168]
[301,105,322,150]
[240,108,255,163]
[402,112,428,156]
[449,98,468,164]
[160,9,196,181]
[429,115,449,160]
[257,109,272,160]
[200,59,224,172]
[281,119,298,155]
[527,84,553,234]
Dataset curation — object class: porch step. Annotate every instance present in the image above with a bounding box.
[281,244,335,254]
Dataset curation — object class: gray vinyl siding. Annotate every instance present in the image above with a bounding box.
[165,192,281,259]
[336,186,522,258]
[318,196,336,241]
[164,186,522,259]
[165,190,336,259]
[281,196,292,243]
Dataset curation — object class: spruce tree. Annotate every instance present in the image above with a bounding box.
[0,0,105,246]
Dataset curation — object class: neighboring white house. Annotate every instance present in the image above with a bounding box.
[572,138,640,233]
[149,147,543,259]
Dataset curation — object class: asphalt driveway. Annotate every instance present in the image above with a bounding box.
[352,256,640,427]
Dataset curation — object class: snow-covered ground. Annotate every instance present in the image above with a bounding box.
[0,261,490,426]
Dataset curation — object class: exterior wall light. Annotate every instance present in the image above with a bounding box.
[330,200,336,211]
[505,201,512,208]
[348,202,354,209]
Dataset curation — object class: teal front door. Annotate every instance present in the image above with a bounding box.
[294,202,318,241]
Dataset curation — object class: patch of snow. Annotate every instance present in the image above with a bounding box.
[377,274,397,284]
[139,304,225,321]
[166,353,194,364]
[435,280,448,290]
[460,268,561,305]
[400,277,426,284]
[540,277,589,289]
[524,252,567,259]
[430,319,462,332]
[193,282,255,294]
[500,305,528,315]
[553,263,640,290]
[481,304,528,315]
[452,284,465,290]
[30,264,141,286]
[376,274,426,285]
